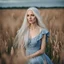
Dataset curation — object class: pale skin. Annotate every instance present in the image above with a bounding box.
[11,10,46,61]
[24,10,46,60]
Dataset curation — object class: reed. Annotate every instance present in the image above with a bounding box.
[0,9,64,64]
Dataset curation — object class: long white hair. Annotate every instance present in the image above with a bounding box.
[13,7,46,51]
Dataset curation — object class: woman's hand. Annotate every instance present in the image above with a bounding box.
[24,56,30,61]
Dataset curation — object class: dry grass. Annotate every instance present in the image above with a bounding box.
[0,8,64,64]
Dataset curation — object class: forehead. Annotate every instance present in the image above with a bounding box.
[27,10,34,14]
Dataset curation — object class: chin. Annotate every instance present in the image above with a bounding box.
[29,21,35,24]
[29,22,34,24]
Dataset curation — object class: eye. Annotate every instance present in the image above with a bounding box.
[31,14,34,16]
[27,14,29,17]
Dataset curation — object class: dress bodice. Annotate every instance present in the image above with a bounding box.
[25,28,49,55]
[24,28,53,64]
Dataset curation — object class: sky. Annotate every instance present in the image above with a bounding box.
[0,0,64,7]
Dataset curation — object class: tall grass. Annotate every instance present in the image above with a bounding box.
[0,9,64,64]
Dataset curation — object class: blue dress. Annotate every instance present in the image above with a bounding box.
[25,28,53,64]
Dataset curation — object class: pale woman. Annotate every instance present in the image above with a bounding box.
[12,7,53,64]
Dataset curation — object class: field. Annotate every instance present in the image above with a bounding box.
[0,8,64,64]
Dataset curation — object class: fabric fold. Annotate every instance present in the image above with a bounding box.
[31,28,50,43]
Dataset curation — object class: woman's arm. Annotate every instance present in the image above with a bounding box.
[27,35,46,59]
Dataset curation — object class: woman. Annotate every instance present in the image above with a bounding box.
[13,7,53,64]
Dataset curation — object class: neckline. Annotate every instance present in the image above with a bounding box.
[29,28,43,40]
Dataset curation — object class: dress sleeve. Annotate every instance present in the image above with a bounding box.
[42,29,50,43]
[36,28,50,43]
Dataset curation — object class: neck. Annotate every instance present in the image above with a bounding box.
[29,23,38,30]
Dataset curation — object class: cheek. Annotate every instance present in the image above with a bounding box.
[33,17,37,21]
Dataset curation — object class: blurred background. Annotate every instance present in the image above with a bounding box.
[0,0,64,64]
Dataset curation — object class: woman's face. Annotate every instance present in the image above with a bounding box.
[27,10,37,24]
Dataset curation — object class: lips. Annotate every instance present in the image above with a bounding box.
[29,20,32,21]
